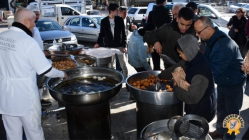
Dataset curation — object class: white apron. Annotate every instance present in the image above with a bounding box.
[0,71,41,126]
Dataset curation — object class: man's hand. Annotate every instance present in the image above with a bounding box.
[234,29,239,32]
[43,51,50,57]
[153,42,162,54]
[63,72,68,80]
[172,78,177,86]
[94,44,99,48]
[131,24,137,30]
[123,47,127,53]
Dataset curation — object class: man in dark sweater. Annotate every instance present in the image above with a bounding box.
[144,7,195,68]
[147,0,173,70]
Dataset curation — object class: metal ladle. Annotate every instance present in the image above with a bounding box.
[70,54,81,67]
[146,76,161,91]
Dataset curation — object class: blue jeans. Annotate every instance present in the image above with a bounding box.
[216,85,244,140]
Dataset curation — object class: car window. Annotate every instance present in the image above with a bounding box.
[198,7,216,18]
[68,17,81,26]
[86,1,92,5]
[165,5,173,10]
[36,21,62,31]
[91,17,103,25]
[82,17,94,27]
[138,9,147,14]
[61,7,79,16]
[128,8,138,14]
[65,18,72,25]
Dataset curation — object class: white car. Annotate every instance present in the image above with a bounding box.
[229,3,246,13]
[63,15,104,42]
[198,4,229,27]
[242,4,249,16]
[128,7,147,26]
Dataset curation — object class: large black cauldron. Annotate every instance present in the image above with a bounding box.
[46,67,123,139]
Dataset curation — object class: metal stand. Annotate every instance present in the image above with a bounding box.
[136,101,183,138]
[66,101,111,139]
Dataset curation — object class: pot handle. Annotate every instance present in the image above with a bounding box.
[167,115,182,132]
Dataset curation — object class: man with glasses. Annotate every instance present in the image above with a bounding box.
[94,3,128,79]
[144,7,195,68]
[194,16,246,140]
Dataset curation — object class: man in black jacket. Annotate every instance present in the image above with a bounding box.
[94,3,128,79]
[115,6,137,72]
[144,7,195,68]
[147,0,173,70]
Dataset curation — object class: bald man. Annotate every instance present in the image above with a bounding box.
[0,9,67,140]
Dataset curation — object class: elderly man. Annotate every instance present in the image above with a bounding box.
[172,3,185,20]
[0,9,67,140]
[194,16,246,140]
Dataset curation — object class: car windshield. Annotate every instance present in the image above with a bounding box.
[36,20,62,31]
[91,17,103,25]
[128,8,138,14]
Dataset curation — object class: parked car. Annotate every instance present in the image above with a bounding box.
[63,15,104,42]
[226,1,234,6]
[87,10,102,15]
[228,3,246,13]
[128,7,147,27]
[213,21,229,34]
[145,2,228,27]
[97,4,106,11]
[241,4,249,16]
[198,4,228,27]
[35,19,78,49]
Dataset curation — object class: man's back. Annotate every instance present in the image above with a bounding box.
[0,27,51,116]
[147,5,173,28]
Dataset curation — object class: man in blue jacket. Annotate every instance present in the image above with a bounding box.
[194,16,246,140]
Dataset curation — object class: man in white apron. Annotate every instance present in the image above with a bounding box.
[0,9,67,140]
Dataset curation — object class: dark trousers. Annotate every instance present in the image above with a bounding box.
[115,54,122,72]
[216,85,244,139]
[0,115,6,140]
[134,67,146,72]
[151,51,160,70]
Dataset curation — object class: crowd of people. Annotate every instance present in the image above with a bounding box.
[94,1,249,140]
[0,0,249,139]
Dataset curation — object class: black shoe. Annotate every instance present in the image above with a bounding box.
[41,99,52,106]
